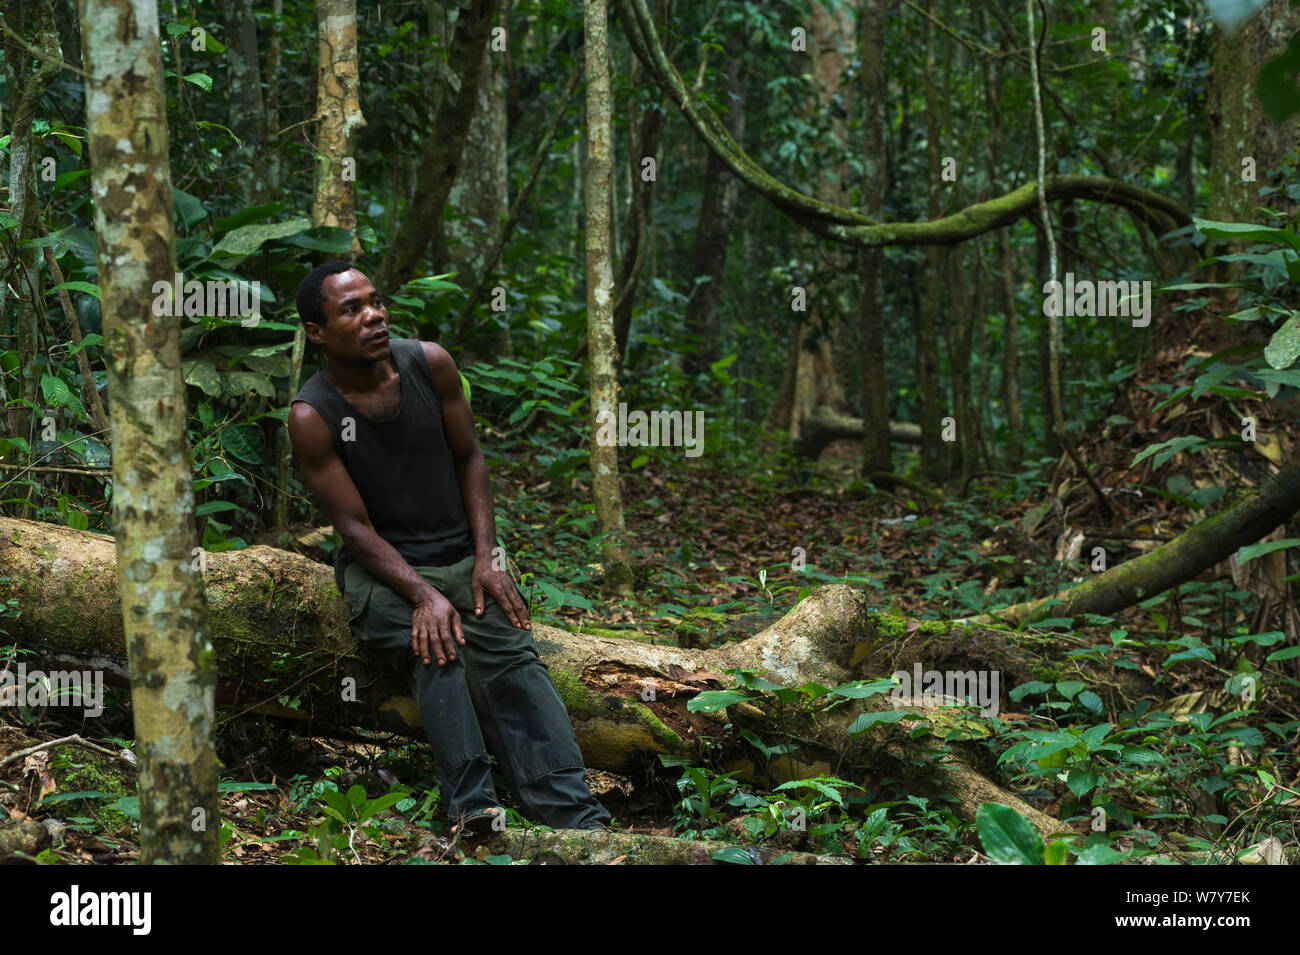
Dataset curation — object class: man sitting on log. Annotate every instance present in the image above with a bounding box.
[288,260,611,836]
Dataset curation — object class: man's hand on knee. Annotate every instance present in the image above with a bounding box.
[411,585,466,666]
[471,557,531,630]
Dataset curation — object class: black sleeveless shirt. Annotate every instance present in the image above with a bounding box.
[291,337,476,592]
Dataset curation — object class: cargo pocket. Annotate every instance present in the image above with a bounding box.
[341,562,376,641]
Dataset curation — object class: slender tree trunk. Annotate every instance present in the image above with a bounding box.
[437,39,512,356]
[615,39,669,364]
[1034,217,1060,459]
[584,0,633,597]
[3,0,61,505]
[374,0,496,294]
[680,58,740,387]
[998,228,1023,467]
[1028,0,1109,516]
[919,0,946,480]
[266,0,285,194]
[857,0,891,475]
[312,0,364,253]
[79,0,217,864]
[947,243,974,482]
[970,243,989,475]
[223,0,271,207]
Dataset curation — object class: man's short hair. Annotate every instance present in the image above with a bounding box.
[296,260,360,328]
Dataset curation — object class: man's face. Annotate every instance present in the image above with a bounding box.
[306,269,390,364]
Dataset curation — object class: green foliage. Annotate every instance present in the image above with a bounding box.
[282,783,410,865]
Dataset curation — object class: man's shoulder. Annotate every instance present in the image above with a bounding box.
[399,338,456,393]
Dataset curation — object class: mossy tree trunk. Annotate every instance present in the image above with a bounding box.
[312,0,364,254]
[79,0,217,864]
[584,0,634,597]
[972,452,1300,628]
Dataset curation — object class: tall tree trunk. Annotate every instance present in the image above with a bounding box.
[615,35,669,364]
[584,0,633,597]
[918,0,946,481]
[265,0,285,195]
[223,0,271,207]
[981,7,1020,469]
[998,229,1023,467]
[312,0,365,254]
[972,243,991,472]
[436,39,512,356]
[1207,0,1300,228]
[373,0,496,294]
[1028,0,1109,517]
[2,0,61,508]
[79,0,217,864]
[680,57,744,388]
[857,0,891,475]
[947,243,973,482]
[1035,216,1060,460]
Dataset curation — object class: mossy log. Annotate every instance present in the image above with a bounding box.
[972,453,1300,628]
[476,828,853,865]
[0,516,1100,838]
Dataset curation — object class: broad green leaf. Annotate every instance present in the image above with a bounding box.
[172,187,207,229]
[1066,770,1102,797]
[1055,680,1085,700]
[1076,690,1104,715]
[211,217,311,257]
[1076,843,1131,865]
[976,803,1043,865]
[1265,313,1300,369]
[1192,217,1300,250]
[686,689,755,713]
[47,280,100,299]
[846,709,910,736]
[1238,538,1300,564]
[1044,841,1070,865]
[712,847,758,865]
[1119,746,1167,766]
[183,360,222,397]
[828,678,898,699]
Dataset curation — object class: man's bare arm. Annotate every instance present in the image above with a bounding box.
[287,401,466,664]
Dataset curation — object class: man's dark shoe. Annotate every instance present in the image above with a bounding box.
[451,807,504,839]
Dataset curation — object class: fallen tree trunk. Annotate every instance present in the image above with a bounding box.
[794,405,922,458]
[0,516,1093,838]
[476,828,852,865]
[972,454,1300,628]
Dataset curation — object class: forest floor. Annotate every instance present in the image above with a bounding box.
[4,302,1299,863]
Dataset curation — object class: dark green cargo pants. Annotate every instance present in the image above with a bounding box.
[342,553,610,830]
